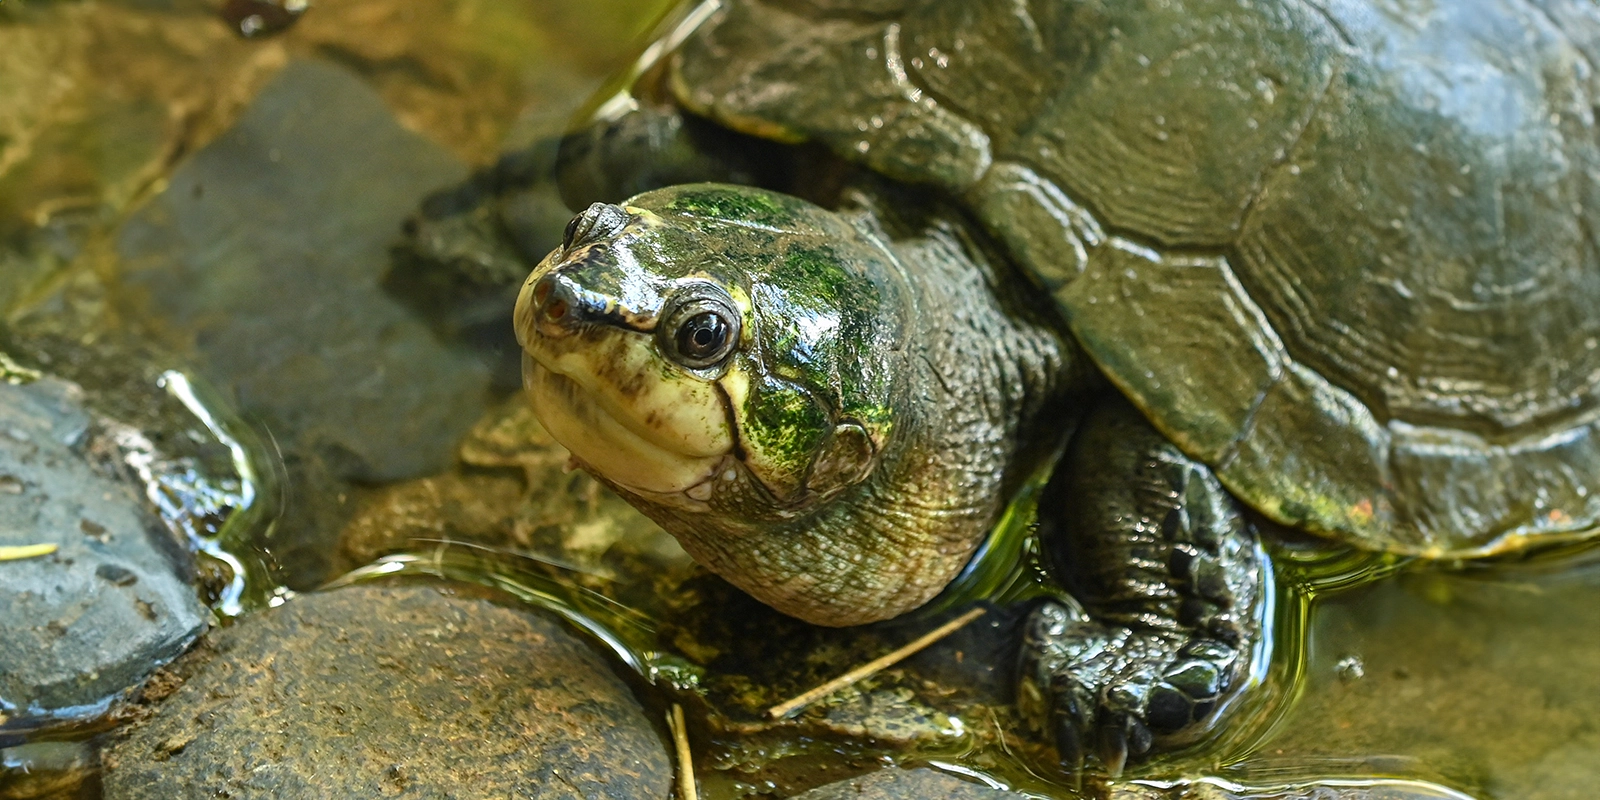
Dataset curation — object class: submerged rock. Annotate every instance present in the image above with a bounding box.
[101,582,672,800]
[1108,779,1477,800]
[791,767,1034,800]
[118,58,490,587]
[0,378,207,720]
[339,397,687,578]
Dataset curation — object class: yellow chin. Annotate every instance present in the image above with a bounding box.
[526,357,726,496]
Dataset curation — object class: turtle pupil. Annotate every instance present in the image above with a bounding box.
[677,312,728,359]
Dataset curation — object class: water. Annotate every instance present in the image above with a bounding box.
[1235,547,1600,799]
[1,0,1598,798]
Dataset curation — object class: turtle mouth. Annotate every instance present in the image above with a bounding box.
[524,353,729,502]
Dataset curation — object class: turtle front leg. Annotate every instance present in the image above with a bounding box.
[554,97,800,209]
[1020,396,1270,777]
[402,98,792,278]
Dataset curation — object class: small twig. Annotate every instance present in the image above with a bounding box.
[767,606,987,720]
[669,703,697,800]
[0,543,57,562]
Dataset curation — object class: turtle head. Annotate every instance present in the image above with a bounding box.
[517,184,929,624]
[517,184,1070,625]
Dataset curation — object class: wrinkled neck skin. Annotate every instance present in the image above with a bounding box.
[624,200,1079,626]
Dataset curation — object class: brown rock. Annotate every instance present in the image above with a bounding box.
[791,767,1034,800]
[101,582,671,799]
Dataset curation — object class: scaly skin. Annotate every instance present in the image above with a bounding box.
[514,182,1074,626]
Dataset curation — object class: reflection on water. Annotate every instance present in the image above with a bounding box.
[1,0,1598,798]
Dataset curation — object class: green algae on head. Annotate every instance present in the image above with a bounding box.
[515,183,1069,626]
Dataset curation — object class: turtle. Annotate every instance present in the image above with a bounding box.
[502,0,1600,776]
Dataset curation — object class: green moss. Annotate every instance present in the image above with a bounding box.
[742,374,829,487]
[773,245,851,305]
[662,185,801,229]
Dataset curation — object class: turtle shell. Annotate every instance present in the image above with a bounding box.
[666,0,1600,557]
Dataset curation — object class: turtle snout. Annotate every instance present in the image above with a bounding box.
[518,269,657,343]
[525,272,622,340]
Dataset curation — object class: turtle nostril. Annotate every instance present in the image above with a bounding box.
[532,276,572,327]
[528,275,584,337]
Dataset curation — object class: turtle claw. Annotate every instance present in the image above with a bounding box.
[1097,717,1129,779]
[1105,711,1153,776]
[1053,710,1085,779]
[1021,602,1245,776]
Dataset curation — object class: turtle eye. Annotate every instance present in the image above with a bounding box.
[659,285,741,371]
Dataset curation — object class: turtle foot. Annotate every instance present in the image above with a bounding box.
[1022,395,1270,775]
[1020,602,1247,776]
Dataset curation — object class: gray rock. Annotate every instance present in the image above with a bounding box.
[101,583,672,800]
[0,378,207,717]
[791,768,1034,800]
[117,58,490,585]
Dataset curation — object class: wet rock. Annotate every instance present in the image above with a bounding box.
[714,682,962,755]
[339,398,686,577]
[811,686,961,746]
[0,378,207,719]
[118,58,490,586]
[101,582,672,800]
[339,470,529,566]
[791,767,1033,800]
[1108,779,1476,800]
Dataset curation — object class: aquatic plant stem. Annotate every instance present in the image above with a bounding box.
[766,606,986,719]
